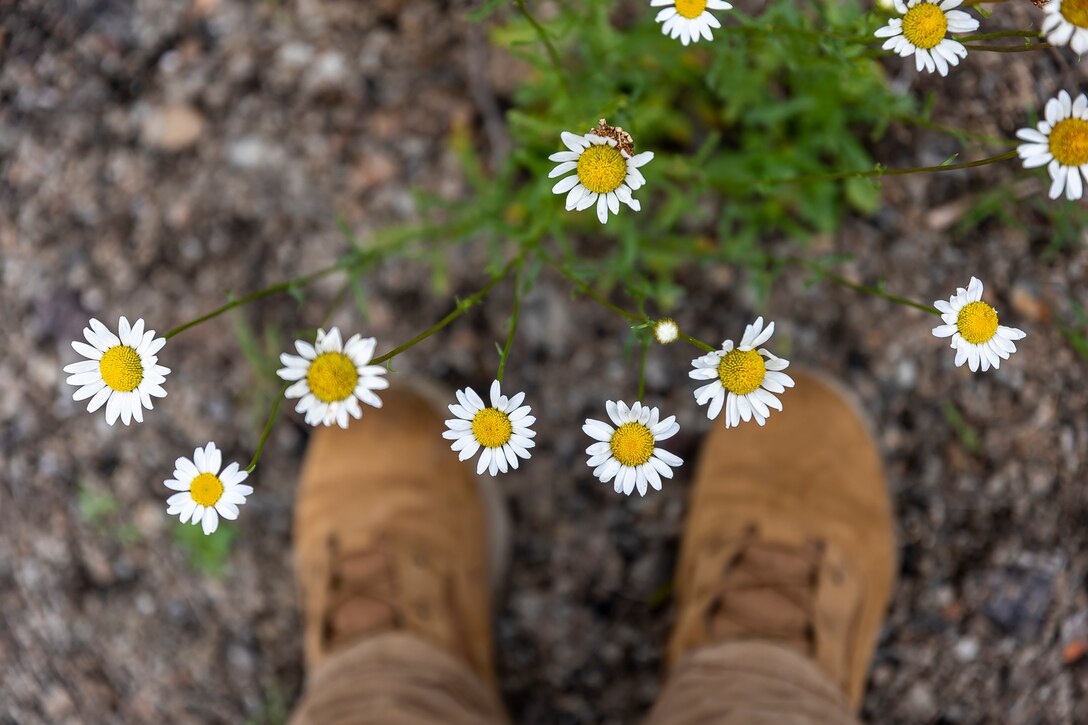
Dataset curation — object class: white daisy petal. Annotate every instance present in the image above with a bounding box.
[645,462,662,492]
[754,388,783,412]
[449,431,475,447]
[707,389,726,420]
[596,193,609,224]
[548,161,578,178]
[552,175,580,195]
[748,392,770,421]
[549,150,580,162]
[202,507,219,535]
[74,380,106,402]
[1067,165,1083,200]
[63,359,100,375]
[220,464,246,487]
[464,387,485,411]
[587,452,612,467]
[599,458,621,484]
[566,184,587,211]
[458,439,481,462]
[575,190,598,211]
[561,131,589,152]
[193,445,208,473]
[177,499,197,524]
[584,419,615,441]
[454,389,479,415]
[88,318,121,348]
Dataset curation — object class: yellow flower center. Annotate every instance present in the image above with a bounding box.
[901,2,947,50]
[1048,117,1088,167]
[610,422,655,467]
[98,345,143,392]
[956,301,999,344]
[472,408,513,448]
[717,348,767,395]
[1061,0,1088,28]
[190,472,224,507]
[675,0,708,19]
[307,352,359,403]
[576,144,628,194]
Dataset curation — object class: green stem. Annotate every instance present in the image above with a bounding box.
[245,385,287,473]
[779,149,1016,185]
[543,255,716,351]
[961,42,1051,52]
[371,260,518,367]
[796,260,940,315]
[164,259,353,339]
[496,265,523,383]
[512,0,571,95]
[892,113,1007,146]
[636,340,648,402]
[966,29,1039,41]
[318,278,355,329]
[680,332,717,352]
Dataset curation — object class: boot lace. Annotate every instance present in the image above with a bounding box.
[703,527,825,654]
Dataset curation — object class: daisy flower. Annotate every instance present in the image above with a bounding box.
[443,380,536,476]
[651,0,732,46]
[654,318,680,345]
[1016,90,1088,201]
[165,442,252,535]
[874,0,979,77]
[1041,0,1088,54]
[63,316,170,426]
[931,277,1026,372]
[583,400,682,497]
[277,327,388,428]
[549,119,654,225]
[689,317,794,428]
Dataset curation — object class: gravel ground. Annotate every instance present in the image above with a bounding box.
[2,1,1087,723]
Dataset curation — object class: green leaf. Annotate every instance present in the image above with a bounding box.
[940,402,981,455]
[466,0,504,22]
[173,523,238,578]
[844,176,883,215]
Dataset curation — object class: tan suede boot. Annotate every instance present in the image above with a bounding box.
[667,370,896,710]
[293,382,509,686]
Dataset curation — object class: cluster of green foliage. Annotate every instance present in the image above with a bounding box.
[226,0,1084,387]
[429,0,915,307]
[78,478,238,575]
[245,679,289,725]
[174,522,238,577]
[78,484,140,544]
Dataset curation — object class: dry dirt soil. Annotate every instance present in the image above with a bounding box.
[2,0,1087,723]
